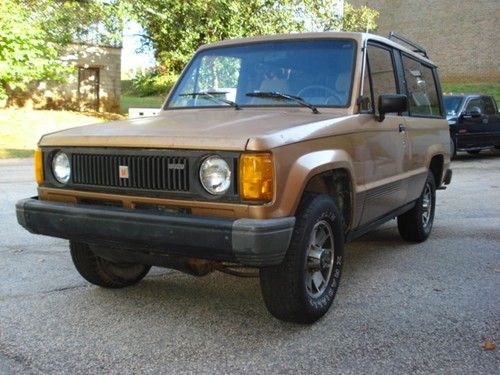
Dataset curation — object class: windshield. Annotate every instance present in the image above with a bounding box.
[443,96,464,116]
[166,39,356,109]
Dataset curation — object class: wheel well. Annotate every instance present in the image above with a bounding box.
[429,155,444,185]
[303,169,352,231]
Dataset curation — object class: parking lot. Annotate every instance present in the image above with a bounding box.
[1,151,498,374]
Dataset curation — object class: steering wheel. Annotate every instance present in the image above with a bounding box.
[297,85,343,105]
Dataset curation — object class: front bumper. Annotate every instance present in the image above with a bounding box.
[16,197,295,266]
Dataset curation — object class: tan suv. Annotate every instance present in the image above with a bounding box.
[17,32,452,323]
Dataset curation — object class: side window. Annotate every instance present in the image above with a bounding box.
[465,98,481,112]
[402,55,440,117]
[366,44,397,113]
[481,97,496,115]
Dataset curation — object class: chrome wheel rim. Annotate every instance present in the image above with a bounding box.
[421,183,432,227]
[305,220,334,298]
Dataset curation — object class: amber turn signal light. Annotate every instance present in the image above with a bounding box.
[239,153,273,201]
[34,148,44,184]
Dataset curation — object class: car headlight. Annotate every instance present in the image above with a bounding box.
[52,151,71,184]
[199,155,231,195]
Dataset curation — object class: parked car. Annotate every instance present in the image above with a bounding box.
[444,94,500,158]
[16,32,452,323]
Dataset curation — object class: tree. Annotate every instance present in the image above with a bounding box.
[340,2,379,32]
[302,1,379,32]
[128,0,378,77]
[23,0,127,47]
[129,1,301,74]
[0,0,65,100]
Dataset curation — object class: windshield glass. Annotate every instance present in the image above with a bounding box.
[443,96,464,116]
[166,39,356,109]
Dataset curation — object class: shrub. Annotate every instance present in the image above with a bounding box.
[131,68,178,97]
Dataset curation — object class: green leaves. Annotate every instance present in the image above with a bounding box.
[342,2,379,32]
[0,1,64,97]
[127,0,379,76]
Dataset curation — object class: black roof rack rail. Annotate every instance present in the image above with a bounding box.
[388,31,428,58]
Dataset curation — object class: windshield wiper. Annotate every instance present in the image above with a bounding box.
[179,91,241,110]
[246,91,319,114]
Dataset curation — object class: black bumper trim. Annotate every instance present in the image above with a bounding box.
[16,198,295,266]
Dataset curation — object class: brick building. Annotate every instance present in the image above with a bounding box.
[44,44,121,113]
[350,0,500,83]
[9,44,121,113]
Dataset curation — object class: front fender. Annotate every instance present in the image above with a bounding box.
[275,149,355,217]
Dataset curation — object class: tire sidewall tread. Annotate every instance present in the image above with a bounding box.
[260,194,344,323]
[397,172,436,243]
[70,241,150,288]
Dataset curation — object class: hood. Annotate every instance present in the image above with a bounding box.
[39,108,349,151]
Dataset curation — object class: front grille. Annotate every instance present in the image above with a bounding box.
[71,154,189,191]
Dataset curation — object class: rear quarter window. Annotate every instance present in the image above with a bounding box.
[402,55,440,117]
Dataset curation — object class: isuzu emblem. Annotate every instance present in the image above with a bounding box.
[119,165,129,179]
[168,163,185,170]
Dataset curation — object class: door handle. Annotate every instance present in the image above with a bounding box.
[398,124,406,132]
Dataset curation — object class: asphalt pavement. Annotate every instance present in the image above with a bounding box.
[0,152,499,374]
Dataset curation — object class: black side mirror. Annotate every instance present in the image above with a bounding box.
[378,94,408,122]
[469,106,482,118]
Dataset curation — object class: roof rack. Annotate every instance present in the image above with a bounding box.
[388,31,428,58]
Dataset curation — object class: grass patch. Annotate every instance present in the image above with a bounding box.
[0,109,124,159]
[0,149,34,159]
[120,95,164,114]
[442,82,500,103]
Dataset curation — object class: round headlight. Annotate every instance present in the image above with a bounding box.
[52,151,71,184]
[199,156,231,195]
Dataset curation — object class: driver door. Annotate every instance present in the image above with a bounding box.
[354,43,409,226]
[459,97,489,148]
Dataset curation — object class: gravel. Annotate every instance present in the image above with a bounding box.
[0,152,498,374]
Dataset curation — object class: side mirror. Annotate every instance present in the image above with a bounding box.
[378,94,408,122]
[469,106,482,118]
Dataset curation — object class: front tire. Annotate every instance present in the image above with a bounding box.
[397,172,436,242]
[70,241,151,288]
[260,194,344,324]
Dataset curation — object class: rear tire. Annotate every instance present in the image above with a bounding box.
[70,241,151,288]
[260,194,344,324]
[397,172,436,243]
[450,136,457,160]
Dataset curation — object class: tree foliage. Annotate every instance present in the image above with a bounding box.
[341,2,379,32]
[129,1,300,74]
[0,0,64,100]
[128,0,379,76]
[302,1,379,32]
[23,0,127,47]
